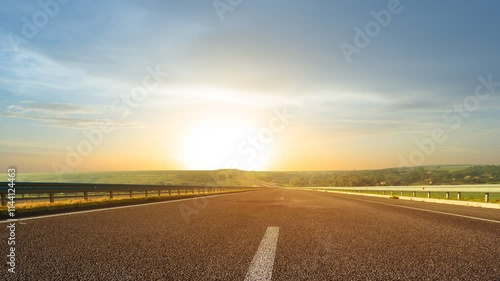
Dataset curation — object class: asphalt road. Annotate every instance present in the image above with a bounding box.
[2,189,499,280]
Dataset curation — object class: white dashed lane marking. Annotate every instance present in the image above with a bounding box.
[245,226,280,281]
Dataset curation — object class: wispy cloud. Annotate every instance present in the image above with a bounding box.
[8,102,101,114]
[0,45,83,93]
[3,102,137,129]
[0,140,57,150]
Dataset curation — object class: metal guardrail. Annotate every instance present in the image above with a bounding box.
[0,182,261,206]
[304,184,500,203]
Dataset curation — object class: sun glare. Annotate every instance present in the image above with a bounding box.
[179,118,252,170]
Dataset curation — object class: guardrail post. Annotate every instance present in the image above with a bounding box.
[401,191,404,196]
[177,189,180,195]
[1,193,5,206]
[390,191,394,195]
[382,191,385,195]
[168,189,171,196]
[158,190,161,196]
[192,188,194,194]
[129,190,133,198]
[84,191,89,201]
[485,193,490,203]
[412,191,416,197]
[110,191,114,199]
[145,190,148,197]
[457,192,461,200]
[427,191,431,198]
[50,192,55,203]
[446,192,450,199]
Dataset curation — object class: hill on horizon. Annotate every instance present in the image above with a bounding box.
[2,165,499,187]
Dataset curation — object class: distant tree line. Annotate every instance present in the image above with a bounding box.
[244,165,500,187]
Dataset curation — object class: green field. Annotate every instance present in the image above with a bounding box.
[242,165,500,186]
[1,169,254,186]
[2,165,500,188]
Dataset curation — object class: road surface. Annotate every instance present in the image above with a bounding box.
[2,189,499,280]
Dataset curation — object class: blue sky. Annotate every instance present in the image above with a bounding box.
[1,0,500,172]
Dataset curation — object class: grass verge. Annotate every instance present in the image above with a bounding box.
[326,190,500,203]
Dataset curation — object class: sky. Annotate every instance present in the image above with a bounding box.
[1,0,500,173]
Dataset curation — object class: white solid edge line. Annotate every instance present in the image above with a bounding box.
[0,191,252,224]
[245,227,280,281]
[331,194,500,224]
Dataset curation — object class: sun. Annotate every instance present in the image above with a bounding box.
[178,118,251,170]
